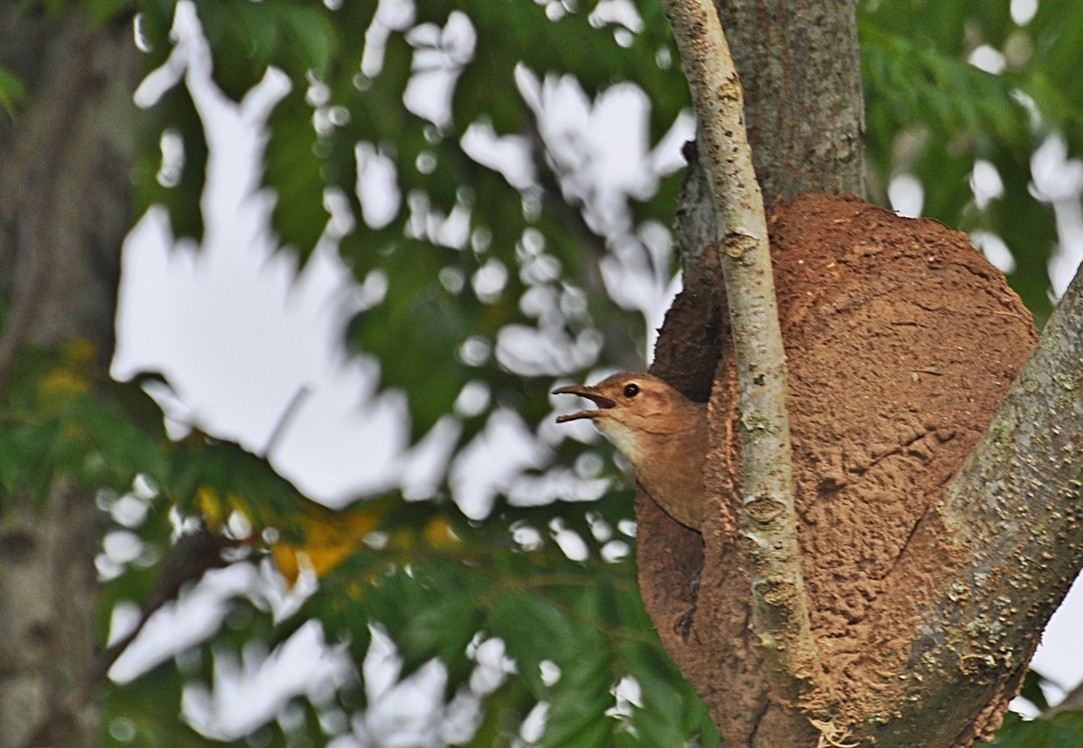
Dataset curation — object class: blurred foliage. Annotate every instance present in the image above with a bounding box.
[992,712,1083,747]
[283,491,718,747]
[861,0,1083,322]
[134,0,687,437]
[3,0,1083,745]
[0,340,166,504]
[1018,668,1053,713]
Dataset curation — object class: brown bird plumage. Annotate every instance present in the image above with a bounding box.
[553,372,707,530]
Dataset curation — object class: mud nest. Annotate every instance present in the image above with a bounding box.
[639,193,1039,745]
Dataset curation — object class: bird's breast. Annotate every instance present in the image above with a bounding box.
[632,427,706,530]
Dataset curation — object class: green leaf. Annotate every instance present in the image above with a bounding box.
[134,84,208,243]
[101,665,218,748]
[0,427,24,499]
[1031,0,1083,116]
[992,710,1083,747]
[268,1,339,78]
[346,242,478,438]
[1019,669,1052,712]
[87,0,132,27]
[985,152,1057,324]
[488,590,617,748]
[0,66,26,119]
[220,0,282,71]
[622,639,720,746]
[264,88,327,259]
[75,395,166,488]
[466,679,536,747]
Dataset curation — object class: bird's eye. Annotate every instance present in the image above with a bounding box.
[623,383,640,398]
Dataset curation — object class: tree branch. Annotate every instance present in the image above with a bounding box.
[866,261,1083,744]
[659,0,822,707]
[712,0,865,202]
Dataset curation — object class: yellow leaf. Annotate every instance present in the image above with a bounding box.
[196,486,226,531]
[196,486,253,533]
[38,367,90,403]
[423,516,460,548]
[270,501,385,584]
[61,338,96,366]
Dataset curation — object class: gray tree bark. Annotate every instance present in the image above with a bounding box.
[676,0,864,268]
[716,0,865,202]
[0,7,135,747]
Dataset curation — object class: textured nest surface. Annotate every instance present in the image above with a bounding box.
[639,193,1039,745]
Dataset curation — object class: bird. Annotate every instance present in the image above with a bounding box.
[553,373,707,530]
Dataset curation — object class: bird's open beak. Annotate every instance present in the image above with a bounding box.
[552,385,617,423]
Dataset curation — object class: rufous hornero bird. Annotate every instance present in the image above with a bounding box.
[554,373,707,530]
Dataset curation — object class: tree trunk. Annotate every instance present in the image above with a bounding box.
[0,8,135,747]
[675,0,864,266]
[717,0,865,202]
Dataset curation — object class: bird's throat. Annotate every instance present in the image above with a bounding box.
[594,420,645,465]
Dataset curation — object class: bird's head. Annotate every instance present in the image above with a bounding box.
[552,372,698,464]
